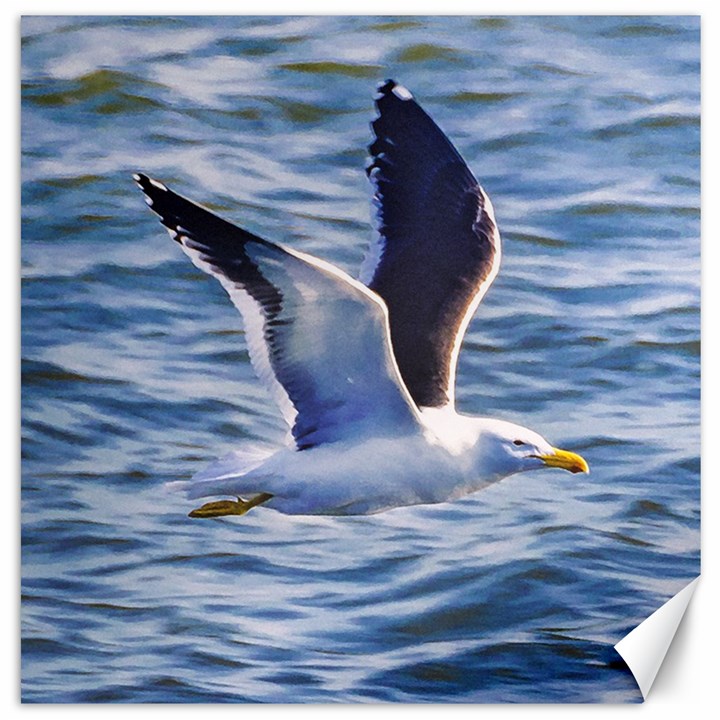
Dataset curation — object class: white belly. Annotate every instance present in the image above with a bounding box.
[263,434,468,515]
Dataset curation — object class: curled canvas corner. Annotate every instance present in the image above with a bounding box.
[615,576,700,699]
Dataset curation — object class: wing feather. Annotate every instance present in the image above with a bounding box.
[364,81,502,409]
[135,173,419,449]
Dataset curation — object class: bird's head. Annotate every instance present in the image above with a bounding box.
[473,419,589,480]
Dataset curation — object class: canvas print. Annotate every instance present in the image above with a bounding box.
[21,16,700,703]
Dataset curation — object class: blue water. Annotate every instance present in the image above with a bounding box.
[21,16,699,703]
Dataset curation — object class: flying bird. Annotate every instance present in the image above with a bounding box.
[135,79,588,518]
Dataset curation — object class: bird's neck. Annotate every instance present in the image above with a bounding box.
[418,405,484,457]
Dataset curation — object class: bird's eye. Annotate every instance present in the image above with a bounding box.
[513,440,525,446]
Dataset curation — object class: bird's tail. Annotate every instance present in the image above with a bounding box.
[165,445,277,500]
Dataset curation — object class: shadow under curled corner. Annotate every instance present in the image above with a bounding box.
[614,577,700,699]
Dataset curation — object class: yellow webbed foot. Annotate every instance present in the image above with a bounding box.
[189,493,273,519]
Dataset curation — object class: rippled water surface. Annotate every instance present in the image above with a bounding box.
[21,16,700,703]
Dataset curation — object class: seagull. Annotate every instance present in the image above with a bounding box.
[135,79,588,518]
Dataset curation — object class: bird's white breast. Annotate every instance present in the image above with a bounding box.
[266,433,468,515]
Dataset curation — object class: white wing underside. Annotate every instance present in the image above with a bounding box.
[181,239,420,446]
[134,173,420,450]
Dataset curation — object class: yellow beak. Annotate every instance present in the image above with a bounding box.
[536,448,589,474]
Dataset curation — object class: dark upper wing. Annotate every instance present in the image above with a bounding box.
[134,173,419,449]
[363,80,501,409]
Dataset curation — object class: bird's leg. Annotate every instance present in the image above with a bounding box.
[188,492,273,519]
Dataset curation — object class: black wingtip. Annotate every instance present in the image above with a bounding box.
[368,80,419,176]
[133,172,157,191]
[374,79,414,104]
[377,79,397,95]
[133,172,172,209]
[133,172,152,196]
